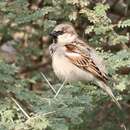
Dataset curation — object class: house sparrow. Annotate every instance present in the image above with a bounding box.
[49,23,121,109]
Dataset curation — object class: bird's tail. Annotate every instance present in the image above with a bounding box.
[97,81,122,109]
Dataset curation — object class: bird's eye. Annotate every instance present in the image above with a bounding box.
[56,31,63,35]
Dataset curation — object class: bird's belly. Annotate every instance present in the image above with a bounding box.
[52,54,94,82]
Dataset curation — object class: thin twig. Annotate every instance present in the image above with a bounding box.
[40,72,56,94]
[39,97,51,106]
[42,111,56,116]
[54,79,66,98]
[10,96,30,119]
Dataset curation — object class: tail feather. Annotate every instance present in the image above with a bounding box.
[97,81,122,109]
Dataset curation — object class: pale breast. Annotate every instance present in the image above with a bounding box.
[52,52,94,82]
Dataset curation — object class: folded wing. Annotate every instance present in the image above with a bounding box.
[64,44,108,83]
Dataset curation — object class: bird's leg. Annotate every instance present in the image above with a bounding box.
[54,79,66,98]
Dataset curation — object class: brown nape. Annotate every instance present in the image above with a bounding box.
[54,23,77,35]
[66,26,77,35]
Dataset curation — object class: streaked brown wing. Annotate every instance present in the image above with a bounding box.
[64,44,108,83]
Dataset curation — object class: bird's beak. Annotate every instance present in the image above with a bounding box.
[49,31,63,38]
[49,31,59,38]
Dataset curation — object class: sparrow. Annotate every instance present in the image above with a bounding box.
[49,23,121,109]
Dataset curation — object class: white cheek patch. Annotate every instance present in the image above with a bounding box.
[58,34,76,44]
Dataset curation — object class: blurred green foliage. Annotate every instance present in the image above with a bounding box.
[0,0,130,130]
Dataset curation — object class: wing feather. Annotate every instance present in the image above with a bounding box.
[64,44,108,83]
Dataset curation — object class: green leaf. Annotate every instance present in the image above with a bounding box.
[85,26,94,34]
[26,115,49,130]
[94,25,113,34]
[94,3,110,16]
[118,19,130,28]
[50,119,69,130]
[15,7,54,24]
[69,11,77,21]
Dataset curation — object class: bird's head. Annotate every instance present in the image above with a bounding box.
[49,23,78,45]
